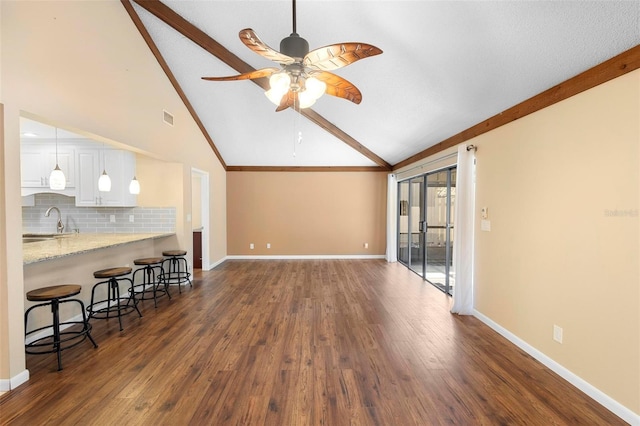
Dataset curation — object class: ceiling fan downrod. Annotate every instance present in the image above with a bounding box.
[280,0,309,59]
[292,0,297,34]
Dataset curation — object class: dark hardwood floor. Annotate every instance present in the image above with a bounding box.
[0,260,624,425]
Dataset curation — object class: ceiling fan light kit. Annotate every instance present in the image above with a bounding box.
[202,0,382,112]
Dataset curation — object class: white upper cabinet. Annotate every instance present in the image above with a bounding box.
[75,147,137,207]
[20,141,75,194]
[20,139,137,206]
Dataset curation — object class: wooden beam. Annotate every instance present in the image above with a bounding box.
[122,0,228,170]
[130,0,391,170]
[393,44,640,170]
[301,109,391,170]
[227,166,387,172]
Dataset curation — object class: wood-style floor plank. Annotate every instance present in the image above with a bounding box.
[0,259,626,425]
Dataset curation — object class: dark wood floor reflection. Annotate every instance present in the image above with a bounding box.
[0,260,624,425]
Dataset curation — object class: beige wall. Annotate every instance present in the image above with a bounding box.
[408,70,639,414]
[227,172,387,256]
[1,2,226,385]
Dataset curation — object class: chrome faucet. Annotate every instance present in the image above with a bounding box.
[45,206,64,234]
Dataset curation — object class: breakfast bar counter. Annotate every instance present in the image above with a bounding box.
[23,233,175,264]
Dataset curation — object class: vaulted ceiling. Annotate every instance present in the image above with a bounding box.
[122,0,639,171]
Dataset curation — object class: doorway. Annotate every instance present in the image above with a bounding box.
[191,168,210,271]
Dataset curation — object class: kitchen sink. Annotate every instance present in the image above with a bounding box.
[22,237,54,243]
[23,233,73,238]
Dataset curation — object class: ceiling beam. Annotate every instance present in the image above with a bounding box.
[122,0,227,170]
[131,0,391,171]
[227,166,386,172]
[394,44,640,170]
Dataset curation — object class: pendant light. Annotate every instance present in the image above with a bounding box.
[129,176,140,195]
[98,142,111,192]
[49,128,66,190]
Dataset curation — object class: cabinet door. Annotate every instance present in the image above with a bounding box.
[99,150,137,207]
[21,149,47,187]
[75,150,101,206]
[75,148,137,207]
[21,142,76,189]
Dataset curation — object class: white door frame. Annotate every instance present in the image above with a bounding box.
[191,167,210,270]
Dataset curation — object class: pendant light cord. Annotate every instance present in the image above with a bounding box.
[54,128,59,164]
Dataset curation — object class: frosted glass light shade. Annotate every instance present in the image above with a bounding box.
[297,91,317,109]
[265,72,291,105]
[305,77,326,99]
[49,165,66,190]
[129,176,140,195]
[98,170,111,192]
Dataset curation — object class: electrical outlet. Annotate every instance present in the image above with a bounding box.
[266,243,271,249]
[364,243,369,249]
[250,243,254,250]
[109,215,116,223]
[481,207,489,219]
[553,325,563,343]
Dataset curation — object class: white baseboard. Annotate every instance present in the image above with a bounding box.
[474,310,640,426]
[225,254,386,260]
[205,257,227,270]
[0,369,29,391]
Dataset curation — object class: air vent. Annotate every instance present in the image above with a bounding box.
[163,110,174,126]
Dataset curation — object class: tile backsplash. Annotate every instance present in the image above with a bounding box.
[23,193,175,234]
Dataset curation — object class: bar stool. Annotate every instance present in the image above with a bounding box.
[132,257,171,308]
[87,267,142,331]
[160,250,191,294]
[25,284,97,371]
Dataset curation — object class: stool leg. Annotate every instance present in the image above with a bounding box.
[76,300,98,349]
[109,278,124,332]
[172,258,182,294]
[126,277,143,318]
[182,258,192,288]
[161,264,172,300]
[146,266,158,308]
[50,299,62,371]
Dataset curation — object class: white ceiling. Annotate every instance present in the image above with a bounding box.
[24,1,640,168]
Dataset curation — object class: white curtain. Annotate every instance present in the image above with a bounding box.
[451,145,476,314]
[385,173,398,262]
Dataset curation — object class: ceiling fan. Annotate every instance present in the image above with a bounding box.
[202,0,382,112]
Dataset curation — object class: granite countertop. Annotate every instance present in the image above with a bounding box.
[23,233,174,265]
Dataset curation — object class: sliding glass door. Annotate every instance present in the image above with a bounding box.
[397,167,456,295]
[397,177,424,274]
[409,176,425,274]
[398,181,410,265]
[425,169,456,295]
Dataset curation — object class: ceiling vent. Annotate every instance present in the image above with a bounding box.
[163,110,174,126]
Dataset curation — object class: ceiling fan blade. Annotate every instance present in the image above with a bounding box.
[312,71,362,104]
[275,91,298,112]
[239,28,296,65]
[201,67,279,81]
[304,43,382,71]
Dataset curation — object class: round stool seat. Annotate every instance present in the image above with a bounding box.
[93,267,132,279]
[163,250,187,257]
[27,285,81,302]
[25,284,97,371]
[134,257,164,266]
